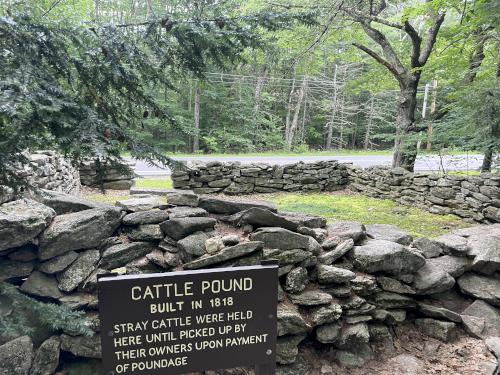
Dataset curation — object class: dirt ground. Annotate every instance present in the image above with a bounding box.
[203,324,497,375]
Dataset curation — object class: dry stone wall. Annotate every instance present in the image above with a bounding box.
[79,158,136,190]
[1,191,500,374]
[0,151,81,205]
[349,166,500,224]
[172,161,500,223]
[172,160,350,195]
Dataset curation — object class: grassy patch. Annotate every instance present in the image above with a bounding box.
[271,193,469,238]
[135,178,173,189]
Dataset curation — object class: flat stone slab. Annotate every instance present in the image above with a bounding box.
[130,187,191,196]
[458,273,500,307]
[38,251,78,274]
[227,208,299,231]
[122,210,169,225]
[327,221,366,242]
[366,224,413,245]
[20,271,63,299]
[160,217,216,240]
[34,190,113,215]
[184,241,263,270]
[115,197,161,212]
[288,290,333,306]
[317,265,356,284]
[100,242,155,269]
[167,206,208,219]
[0,198,56,252]
[38,207,122,260]
[58,250,100,292]
[250,227,321,253]
[428,255,472,278]
[198,196,277,215]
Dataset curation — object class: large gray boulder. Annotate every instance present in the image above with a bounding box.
[166,192,199,207]
[366,224,413,245]
[38,207,122,260]
[327,221,365,242]
[0,336,34,375]
[250,227,321,253]
[20,271,63,299]
[184,241,263,270]
[198,196,277,215]
[0,199,55,252]
[458,273,500,306]
[58,250,100,292]
[99,242,154,269]
[29,336,60,375]
[412,262,455,295]
[160,217,216,240]
[352,240,425,275]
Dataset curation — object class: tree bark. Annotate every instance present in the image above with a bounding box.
[364,96,375,150]
[193,85,201,153]
[392,78,419,170]
[286,77,306,151]
[326,64,338,149]
[481,148,493,172]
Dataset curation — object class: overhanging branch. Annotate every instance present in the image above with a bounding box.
[352,42,402,81]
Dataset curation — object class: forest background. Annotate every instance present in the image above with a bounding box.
[0,0,498,178]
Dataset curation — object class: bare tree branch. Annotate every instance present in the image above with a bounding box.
[418,13,446,66]
[403,21,422,67]
[352,42,401,80]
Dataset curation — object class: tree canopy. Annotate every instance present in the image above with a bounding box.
[0,0,498,187]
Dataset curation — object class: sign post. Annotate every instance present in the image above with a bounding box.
[98,263,278,375]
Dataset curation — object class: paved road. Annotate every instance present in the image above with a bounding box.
[128,154,484,177]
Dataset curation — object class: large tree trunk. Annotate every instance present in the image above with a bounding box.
[392,77,419,171]
[193,86,201,153]
[481,148,493,172]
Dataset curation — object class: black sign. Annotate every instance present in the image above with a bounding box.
[98,264,278,375]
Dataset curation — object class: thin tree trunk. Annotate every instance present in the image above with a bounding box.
[364,96,375,150]
[285,76,296,144]
[286,77,306,151]
[193,85,201,153]
[326,64,338,149]
[426,79,438,151]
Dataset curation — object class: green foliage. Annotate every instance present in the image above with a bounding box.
[0,282,93,340]
[0,4,316,190]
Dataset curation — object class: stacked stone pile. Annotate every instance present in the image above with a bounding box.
[349,165,500,223]
[79,158,136,190]
[1,191,500,374]
[172,160,350,195]
[0,151,81,205]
